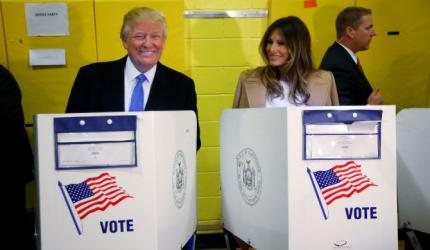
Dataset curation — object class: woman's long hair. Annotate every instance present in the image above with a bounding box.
[259,16,315,104]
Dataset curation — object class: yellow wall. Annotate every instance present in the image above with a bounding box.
[357,0,430,108]
[2,0,97,123]
[0,3,7,66]
[185,0,267,232]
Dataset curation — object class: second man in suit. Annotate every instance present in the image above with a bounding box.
[320,6,383,105]
[67,7,200,150]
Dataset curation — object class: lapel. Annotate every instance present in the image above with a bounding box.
[244,77,266,108]
[102,57,127,111]
[145,62,169,110]
[306,71,333,106]
[334,42,369,83]
[307,73,323,105]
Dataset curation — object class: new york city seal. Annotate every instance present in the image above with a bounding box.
[172,150,187,208]
[236,148,262,206]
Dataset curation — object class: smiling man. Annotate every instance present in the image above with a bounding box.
[320,6,383,105]
[67,7,200,150]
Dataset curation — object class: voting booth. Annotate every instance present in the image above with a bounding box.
[397,108,430,235]
[34,111,197,250]
[221,106,397,250]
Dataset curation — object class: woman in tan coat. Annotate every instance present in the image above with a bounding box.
[231,16,339,250]
[233,16,339,108]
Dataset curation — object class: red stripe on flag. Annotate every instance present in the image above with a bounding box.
[78,193,132,219]
[325,183,377,205]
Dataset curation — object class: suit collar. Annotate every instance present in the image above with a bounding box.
[332,42,363,74]
[333,42,355,63]
[106,56,127,111]
[332,42,370,83]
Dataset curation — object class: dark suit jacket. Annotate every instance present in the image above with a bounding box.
[319,42,373,105]
[0,65,34,248]
[0,65,34,182]
[66,56,201,150]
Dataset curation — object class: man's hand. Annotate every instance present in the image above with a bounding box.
[367,88,383,105]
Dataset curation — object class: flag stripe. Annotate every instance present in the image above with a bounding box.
[325,183,377,205]
[324,179,375,200]
[79,194,132,219]
[91,180,116,190]
[332,160,357,171]
[76,190,129,212]
[323,176,375,199]
[86,172,111,183]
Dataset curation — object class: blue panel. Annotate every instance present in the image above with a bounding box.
[303,110,382,124]
[54,115,136,132]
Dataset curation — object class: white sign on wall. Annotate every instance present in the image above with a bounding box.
[25,3,69,36]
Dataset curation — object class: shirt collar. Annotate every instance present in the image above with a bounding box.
[336,41,358,64]
[125,57,157,83]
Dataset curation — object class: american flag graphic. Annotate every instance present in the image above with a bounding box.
[313,161,377,205]
[64,172,133,220]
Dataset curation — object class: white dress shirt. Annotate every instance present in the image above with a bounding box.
[124,57,156,111]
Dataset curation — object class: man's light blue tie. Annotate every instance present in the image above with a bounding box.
[129,74,146,111]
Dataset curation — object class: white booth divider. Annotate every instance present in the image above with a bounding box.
[221,106,397,250]
[35,111,197,250]
[397,108,430,234]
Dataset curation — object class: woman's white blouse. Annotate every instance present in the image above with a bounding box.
[265,80,306,108]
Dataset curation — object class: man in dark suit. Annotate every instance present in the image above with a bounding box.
[0,64,35,249]
[320,6,383,105]
[67,7,200,150]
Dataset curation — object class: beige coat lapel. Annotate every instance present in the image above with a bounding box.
[233,68,267,108]
[244,77,266,108]
[306,70,339,106]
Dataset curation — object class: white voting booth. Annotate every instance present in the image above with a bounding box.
[221,106,397,250]
[397,108,430,235]
[34,111,197,250]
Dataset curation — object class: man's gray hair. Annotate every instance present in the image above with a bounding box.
[120,7,167,40]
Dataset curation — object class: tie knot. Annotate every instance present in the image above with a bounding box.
[136,74,146,84]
